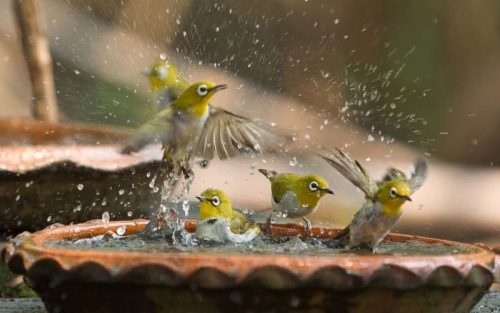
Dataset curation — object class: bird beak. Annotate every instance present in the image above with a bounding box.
[195,196,204,202]
[322,188,334,194]
[142,68,152,77]
[400,195,412,201]
[210,84,227,92]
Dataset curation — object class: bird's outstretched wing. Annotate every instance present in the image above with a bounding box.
[408,158,427,193]
[321,148,378,199]
[120,108,174,154]
[194,107,286,160]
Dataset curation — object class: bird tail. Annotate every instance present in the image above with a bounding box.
[332,225,350,247]
[258,169,278,180]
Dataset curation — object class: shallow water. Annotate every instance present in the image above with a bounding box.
[47,233,473,256]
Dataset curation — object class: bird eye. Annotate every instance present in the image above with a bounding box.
[211,196,220,206]
[197,84,209,96]
[309,181,319,192]
[389,187,398,199]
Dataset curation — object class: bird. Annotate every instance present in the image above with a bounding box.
[195,188,260,243]
[258,169,334,235]
[121,81,283,199]
[142,57,189,109]
[321,148,427,251]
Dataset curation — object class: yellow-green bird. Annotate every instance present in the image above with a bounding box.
[195,188,260,243]
[258,169,334,234]
[321,149,427,251]
[143,58,189,108]
[121,81,282,197]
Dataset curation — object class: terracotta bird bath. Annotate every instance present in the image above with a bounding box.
[2,219,497,313]
[0,118,161,235]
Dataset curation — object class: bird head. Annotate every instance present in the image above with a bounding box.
[175,81,227,112]
[196,188,233,221]
[144,58,182,92]
[294,174,334,207]
[376,180,412,214]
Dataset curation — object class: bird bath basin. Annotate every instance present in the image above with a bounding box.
[0,118,162,235]
[2,219,496,313]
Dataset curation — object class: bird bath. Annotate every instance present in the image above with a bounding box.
[0,118,162,235]
[2,219,496,313]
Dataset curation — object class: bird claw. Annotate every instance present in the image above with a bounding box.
[265,216,273,235]
[303,218,313,237]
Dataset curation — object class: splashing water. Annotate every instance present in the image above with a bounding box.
[102,211,110,224]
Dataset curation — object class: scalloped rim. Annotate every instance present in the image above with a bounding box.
[0,145,161,173]
[3,219,496,290]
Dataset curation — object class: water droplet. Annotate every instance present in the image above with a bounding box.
[367,135,374,142]
[77,184,84,191]
[47,216,52,222]
[390,103,396,109]
[74,69,80,75]
[102,211,110,224]
[118,189,125,195]
[127,211,133,217]
[334,18,340,24]
[289,157,298,167]
[116,226,126,236]
[215,26,220,32]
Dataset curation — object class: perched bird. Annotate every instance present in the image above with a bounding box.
[121,81,282,199]
[143,57,189,108]
[258,169,334,234]
[321,149,427,251]
[195,188,260,243]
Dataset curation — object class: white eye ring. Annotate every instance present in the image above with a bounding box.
[211,196,220,206]
[197,84,209,96]
[309,181,319,192]
[389,187,398,199]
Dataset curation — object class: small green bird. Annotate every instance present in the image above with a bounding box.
[196,188,260,243]
[258,169,334,234]
[143,57,189,108]
[322,149,427,251]
[121,81,282,199]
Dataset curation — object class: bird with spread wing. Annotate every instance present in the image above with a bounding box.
[321,149,427,251]
[121,59,284,200]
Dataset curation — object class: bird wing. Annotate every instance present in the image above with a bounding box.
[270,174,299,203]
[231,209,257,234]
[120,108,175,154]
[408,158,427,193]
[194,106,285,160]
[321,148,378,199]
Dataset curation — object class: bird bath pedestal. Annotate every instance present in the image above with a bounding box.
[2,219,497,313]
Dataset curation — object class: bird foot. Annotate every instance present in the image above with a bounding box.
[302,218,313,237]
[265,216,273,235]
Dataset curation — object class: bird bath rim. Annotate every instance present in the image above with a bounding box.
[3,219,496,291]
